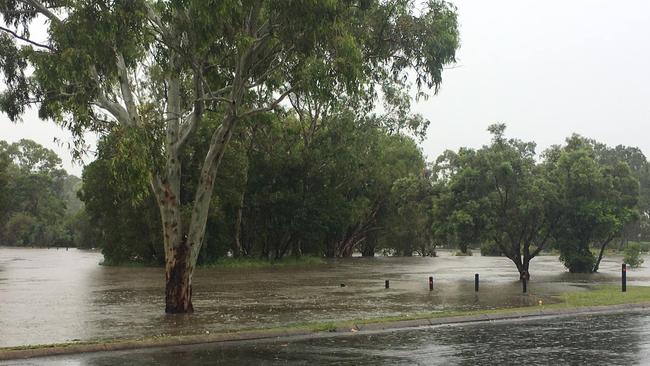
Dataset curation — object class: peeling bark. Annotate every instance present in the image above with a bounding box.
[165,242,194,313]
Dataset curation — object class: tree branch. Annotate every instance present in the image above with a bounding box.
[20,0,62,23]
[0,25,54,50]
[197,95,233,104]
[88,66,131,125]
[240,87,293,118]
[115,51,140,126]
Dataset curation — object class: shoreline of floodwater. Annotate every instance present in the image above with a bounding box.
[3,286,650,362]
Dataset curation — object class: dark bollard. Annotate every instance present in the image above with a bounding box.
[475,273,479,292]
[522,277,527,293]
[622,263,627,292]
[340,283,346,288]
[385,280,389,289]
[429,276,433,291]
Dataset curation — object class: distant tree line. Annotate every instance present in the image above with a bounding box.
[0,139,88,247]
[2,123,648,281]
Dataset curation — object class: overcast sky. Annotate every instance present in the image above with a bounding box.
[1,0,650,176]
[418,0,650,161]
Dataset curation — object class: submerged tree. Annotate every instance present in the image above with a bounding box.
[0,0,459,312]
[545,136,639,273]
[432,125,561,279]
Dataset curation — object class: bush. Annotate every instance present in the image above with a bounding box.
[559,246,595,273]
[624,242,644,268]
[454,249,473,256]
[480,242,502,256]
[634,241,650,253]
[3,213,37,246]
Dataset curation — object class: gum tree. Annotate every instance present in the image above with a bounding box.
[0,0,459,312]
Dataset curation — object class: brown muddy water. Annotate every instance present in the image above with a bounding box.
[0,247,647,348]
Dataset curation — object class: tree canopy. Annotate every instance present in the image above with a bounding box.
[0,0,460,312]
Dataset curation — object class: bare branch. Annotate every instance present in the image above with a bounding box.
[240,87,293,118]
[177,110,197,147]
[0,25,54,50]
[90,97,130,125]
[88,66,131,125]
[20,0,62,23]
[197,95,233,104]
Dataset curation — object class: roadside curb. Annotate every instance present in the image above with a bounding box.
[3,302,650,361]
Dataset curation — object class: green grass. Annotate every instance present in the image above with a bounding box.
[202,256,326,269]
[553,285,650,307]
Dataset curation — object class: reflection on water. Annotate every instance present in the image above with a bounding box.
[1,247,648,347]
[7,312,650,365]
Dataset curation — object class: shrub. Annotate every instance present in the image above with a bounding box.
[624,242,644,268]
[454,249,473,256]
[480,242,502,256]
[559,246,595,273]
[635,241,650,253]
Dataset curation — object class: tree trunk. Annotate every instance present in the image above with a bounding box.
[292,239,303,257]
[521,258,530,280]
[233,129,256,257]
[233,188,245,257]
[325,240,336,258]
[512,256,530,280]
[165,242,194,313]
[361,243,375,257]
[593,236,615,273]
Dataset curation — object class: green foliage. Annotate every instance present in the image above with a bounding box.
[384,174,436,257]
[624,242,644,268]
[79,145,164,264]
[432,124,558,277]
[3,212,36,246]
[633,241,650,253]
[547,135,639,273]
[0,139,85,247]
[559,244,595,273]
[480,241,502,257]
[0,0,460,295]
[240,109,429,258]
[82,106,432,263]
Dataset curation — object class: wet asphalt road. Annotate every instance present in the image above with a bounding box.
[4,312,650,365]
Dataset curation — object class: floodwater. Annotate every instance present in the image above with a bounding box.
[6,312,650,365]
[0,247,648,348]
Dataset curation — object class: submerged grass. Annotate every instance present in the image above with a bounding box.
[202,256,326,269]
[98,259,158,267]
[99,256,326,269]
[4,285,650,355]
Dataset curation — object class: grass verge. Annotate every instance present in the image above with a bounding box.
[554,285,650,307]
